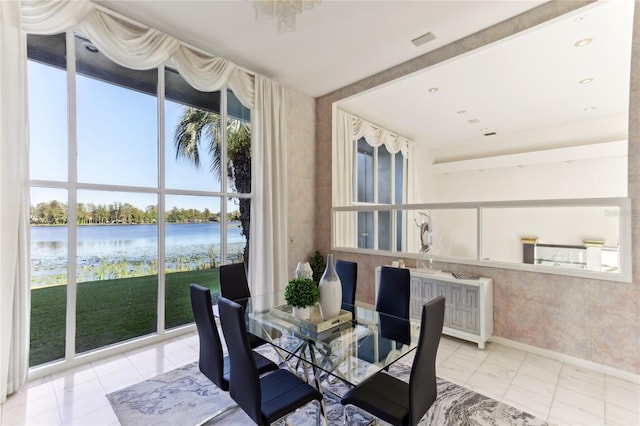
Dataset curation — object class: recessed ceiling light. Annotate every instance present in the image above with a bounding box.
[579,78,594,84]
[467,119,479,124]
[584,106,596,111]
[428,87,439,93]
[457,110,466,114]
[574,37,592,47]
[480,128,489,132]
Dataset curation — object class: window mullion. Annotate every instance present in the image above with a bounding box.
[220,89,228,264]
[390,152,396,253]
[65,31,77,362]
[157,65,166,334]
[373,146,378,250]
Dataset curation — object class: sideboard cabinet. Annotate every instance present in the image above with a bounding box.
[375,267,493,349]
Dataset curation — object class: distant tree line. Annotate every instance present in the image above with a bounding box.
[30,200,241,225]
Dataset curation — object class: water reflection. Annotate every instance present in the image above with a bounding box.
[31,222,245,286]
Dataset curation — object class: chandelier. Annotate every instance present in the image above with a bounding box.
[253,0,321,33]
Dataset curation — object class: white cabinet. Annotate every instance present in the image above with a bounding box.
[376,268,493,349]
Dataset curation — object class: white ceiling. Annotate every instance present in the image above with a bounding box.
[94,0,546,97]
[95,0,633,160]
[338,0,634,161]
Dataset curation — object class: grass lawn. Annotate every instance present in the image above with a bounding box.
[30,269,220,367]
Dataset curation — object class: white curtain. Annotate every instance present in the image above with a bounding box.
[1,0,287,400]
[333,109,412,247]
[249,77,288,295]
[0,0,30,404]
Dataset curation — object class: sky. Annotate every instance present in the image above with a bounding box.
[28,60,242,213]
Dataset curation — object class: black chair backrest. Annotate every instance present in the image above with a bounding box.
[217,296,262,424]
[335,260,357,312]
[379,312,411,346]
[376,266,410,319]
[189,284,227,390]
[408,296,445,425]
[219,262,251,302]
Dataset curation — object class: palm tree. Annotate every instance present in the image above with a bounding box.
[174,107,252,264]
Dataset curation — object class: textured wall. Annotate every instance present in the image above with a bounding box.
[284,85,316,279]
[315,0,640,374]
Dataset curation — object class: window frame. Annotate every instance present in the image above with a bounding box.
[353,137,407,251]
[27,32,253,370]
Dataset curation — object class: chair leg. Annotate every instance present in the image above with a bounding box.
[343,404,349,425]
[315,399,327,426]
[195,402,237,425]
[343,404,377,426]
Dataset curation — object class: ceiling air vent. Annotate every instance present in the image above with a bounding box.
[411,32,436,47]
[484,132,497,136]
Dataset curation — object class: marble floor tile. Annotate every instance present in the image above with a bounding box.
[1,380,56,410]
[2,331,638,426]
[518,356,563,385]
[98,367,145,394]
[605,401,640,425]
[511,372,558,399]
[558,365,605,399]
[605,375,640,413]
[54,377,106,404]
[465,369,512,401]
[548,398,605,426]
[477,356,521,382]
[437,356,477,385]
[1,394,59,425]
[504,383,553,420]
[554,383,605,418]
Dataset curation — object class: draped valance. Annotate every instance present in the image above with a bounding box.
[333,109,412,206]
[342,109,411,158]
[21,0,256,107]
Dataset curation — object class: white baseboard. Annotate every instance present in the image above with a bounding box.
[490,336,640,384]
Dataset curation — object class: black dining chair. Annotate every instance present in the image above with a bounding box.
[219,262,269,349]
[219,262,251,302]
[189,284,278,394]
[359,266,411,364]
[217,296,324,426]
[341,296,446,426]
[376,266,411,320]
[335,260,357,316]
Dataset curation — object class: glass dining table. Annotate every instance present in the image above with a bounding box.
[233,291,419,393]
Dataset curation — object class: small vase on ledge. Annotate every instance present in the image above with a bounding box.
[318,253,342,320]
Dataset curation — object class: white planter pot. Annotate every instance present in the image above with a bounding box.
[292,306,310,320]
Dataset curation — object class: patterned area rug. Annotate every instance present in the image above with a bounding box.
[107,360,548,426]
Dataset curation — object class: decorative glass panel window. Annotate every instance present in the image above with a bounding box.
[354,137,406,251]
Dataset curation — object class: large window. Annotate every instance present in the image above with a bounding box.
[28,33,251,367]
[355,137,406,251]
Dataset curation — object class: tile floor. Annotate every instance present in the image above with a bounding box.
[1,332,638,426]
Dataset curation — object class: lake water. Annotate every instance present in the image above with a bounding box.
[31,222,246,286]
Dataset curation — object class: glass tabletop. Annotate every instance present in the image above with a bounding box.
[242,291,418,387]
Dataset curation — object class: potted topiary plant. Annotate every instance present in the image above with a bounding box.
[309,250,325,285]
[284,277,319,319]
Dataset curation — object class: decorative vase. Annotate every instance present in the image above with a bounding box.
[292,306,310,320]
[318,253,342,320]
[295,261,313,279]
